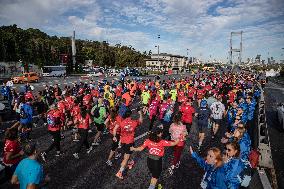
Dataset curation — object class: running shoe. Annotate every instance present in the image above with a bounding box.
[61,134,65,139]
[41,152,47,162]
[87,146,93,154]
[73,153,79,159]
[106,160,113,166]
[127,160,135,170]
[33,123,37,128]
[115,153,122,160]
[115,171,123,179]
[73,139,79,142]
[92,142,100,146]
[88,129,93,133]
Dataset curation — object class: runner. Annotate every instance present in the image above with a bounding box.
[73,105,93,159]
[113,109,143,179]
[3,125,24,179]
[210,95,226,139]
[41,105,64,161]
[91,98,107,146]
[196,99,211,150]
[179,98,195,133]
[130,127,180,189]
[168,113,188,175]
[105,109,122,166]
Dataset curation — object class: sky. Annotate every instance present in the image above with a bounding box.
[0,0,284,62]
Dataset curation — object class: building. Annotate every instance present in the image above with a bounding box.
[255,55,261,64]
[145,53,189,71]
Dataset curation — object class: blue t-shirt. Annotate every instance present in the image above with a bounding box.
[14,158,44,189]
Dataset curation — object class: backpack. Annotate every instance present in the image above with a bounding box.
[47,112,61,128]
[249,149,260,168]
[20,106,28,119]
[93,106,101,118]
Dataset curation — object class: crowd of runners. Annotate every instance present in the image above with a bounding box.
[1,69,266,189]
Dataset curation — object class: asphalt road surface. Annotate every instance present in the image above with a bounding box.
[264,81,284,189]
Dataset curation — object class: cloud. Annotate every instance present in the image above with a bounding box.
[0,0,283,61]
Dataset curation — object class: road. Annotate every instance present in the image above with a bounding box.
[264,81,284,189]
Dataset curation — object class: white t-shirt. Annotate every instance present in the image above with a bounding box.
[210,101,225,120]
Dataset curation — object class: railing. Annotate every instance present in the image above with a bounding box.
[250,86,277,189]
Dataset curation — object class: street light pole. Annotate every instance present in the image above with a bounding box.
[157,34,160,70]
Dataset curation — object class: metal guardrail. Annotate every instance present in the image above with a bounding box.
[254,87,277,189]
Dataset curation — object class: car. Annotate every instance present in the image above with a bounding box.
[277,103,284,130]
[12,72,39,84]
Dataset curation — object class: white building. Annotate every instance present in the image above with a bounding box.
[145,53,189,71]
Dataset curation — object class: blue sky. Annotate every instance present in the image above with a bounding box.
[0,0,284,62]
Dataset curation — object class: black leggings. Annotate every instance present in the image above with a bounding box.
[75,129,90,153]
[111,134,120,151]
[46,130,61,153]
[147,157,162,179]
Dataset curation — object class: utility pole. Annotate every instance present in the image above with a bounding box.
[71,30,76,72]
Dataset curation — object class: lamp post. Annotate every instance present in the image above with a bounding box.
[157,35,160,69]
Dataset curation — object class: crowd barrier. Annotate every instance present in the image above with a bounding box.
[249,87,276,189]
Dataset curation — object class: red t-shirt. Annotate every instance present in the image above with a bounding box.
[57,100,66,114]
[77,114,90,129]
[91,89,99,98]
[180,104,195,123]
[188,88,196,98]
[71,105,80,117]
[47,109,63,131]
[197,89,205,99]
[119,118,140,144]
[122,92,132,107]
[142,139,172,157]
[115,87,122,97]
[3,140,21,165]
[108,116,121,135]
[65,96,75,110]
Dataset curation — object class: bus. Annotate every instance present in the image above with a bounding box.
[41,65,66,77]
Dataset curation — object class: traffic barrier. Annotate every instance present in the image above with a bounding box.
[252,86,277,189]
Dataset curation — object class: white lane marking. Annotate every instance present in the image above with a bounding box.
[134,132,149,141]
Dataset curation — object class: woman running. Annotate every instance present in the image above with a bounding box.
[3,125,24,179]
[168,113,188,175]
[73,105,93,159]
[131,127,180,189]
[105,109,121,166]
